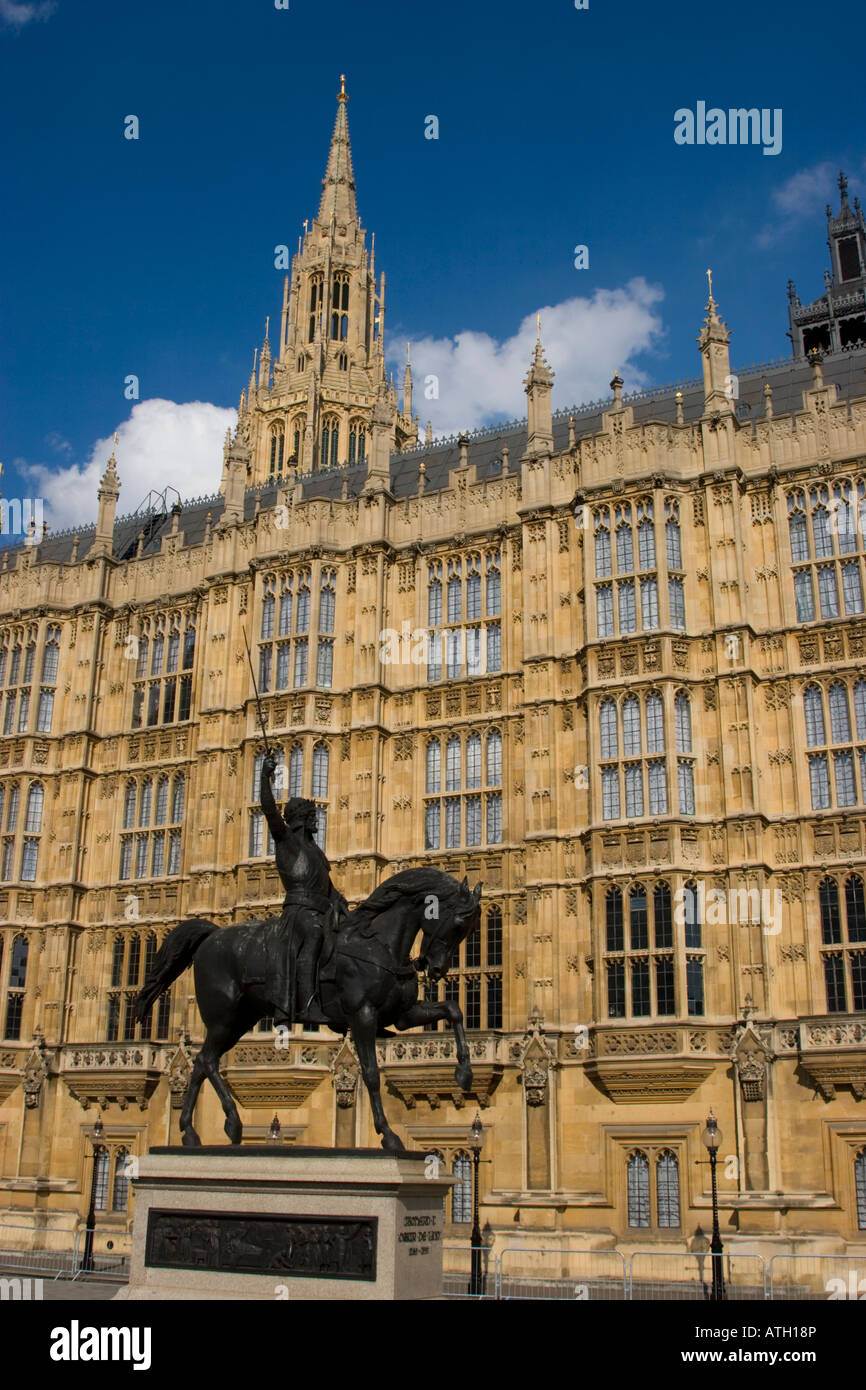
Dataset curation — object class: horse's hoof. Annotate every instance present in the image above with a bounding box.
[181,1129,201,1148]
[225,1120,242,1145]
[381,1131,407,1153]
[455,1064,473,1091]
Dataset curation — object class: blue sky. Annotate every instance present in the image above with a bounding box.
[1,0,864,532]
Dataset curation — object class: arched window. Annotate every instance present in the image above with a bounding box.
[622,697,641,757]
[426,740,441,794]
[297,581,311,634]
[846,875,866,943]
[683,881,702,948]
[312,744,329,799]
[600,700,618,759]
[466,561,481,621]
[638,517,655,571]
[138,779,152,828]
[645,693,664,753]
[171,775,184,823]
[269,428,284,475]
[451,1152,472,1224]
[854,679,866,740]
[788,491,809,562]
[261,578,273,636]
[41,630,60,683]
[4,935,28,1039]
[630,885,648,949]
[812,500,834,557]
[93,1148,110,1212]
[615,504,634,573]
[654,883,673,949]
[308,273,323,342]
[446,737,461,792]
[594,510,612,578]
[338,351,348,372]
[657,1151,680,1228]
[279,578,294,636]
[428,568,442,627]
[25,783,43,833]
[485,555,501,615]
[319,573,336,633]
[348,420,366,465]
[855,1147,866,1231]
[155,776,169,825]
[665,499,682,569]
[182,621,196,670]
[111,936,125,988]
[289,744,303,798]
[828,682,851,742]
[804,686,826,746]
[447,571,462,624]
[330,272,349,340]
[606,887,624,951]
[123,781,136,830]
[321,416,339,468]
[819,877,842,943]
[112,1149,130,1213]
[5,784,18,833]
[466,735,481,789]
[674,693,692,752]
[627,1151,650,1227]
[291,418,303,462]
[486,731,502,786]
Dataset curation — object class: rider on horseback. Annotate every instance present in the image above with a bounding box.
[261,753,349,1023]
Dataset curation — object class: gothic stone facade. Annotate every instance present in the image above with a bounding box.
[1,93,866,1261]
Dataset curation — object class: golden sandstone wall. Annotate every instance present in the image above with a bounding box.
[1,312,866,1261]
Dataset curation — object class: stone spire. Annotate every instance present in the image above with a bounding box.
[318,74,357,227]
[698,269,733,416]
[403,342,413,419]
[524,316,555,456]
[93,434,121,557]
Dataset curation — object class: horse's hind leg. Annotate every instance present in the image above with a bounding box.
[179,1054,208,1148]
[199,1012,257,1145]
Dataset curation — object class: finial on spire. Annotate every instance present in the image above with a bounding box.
[839,169,849,203]
[706,267,714,302]
[406,341,411,365]
[338,73,347,103]
[536,312,542,344]
[264,316,270,342]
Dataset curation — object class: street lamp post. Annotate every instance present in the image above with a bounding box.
[701,1110,726,1302]
[81,1115,105,1274]
[468,1112,484,1297]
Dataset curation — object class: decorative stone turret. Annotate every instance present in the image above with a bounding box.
[92,437,121,557]
[524,317,554,457]
[698,270,733,417]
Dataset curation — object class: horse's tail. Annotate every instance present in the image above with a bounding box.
[134,918,219,1021]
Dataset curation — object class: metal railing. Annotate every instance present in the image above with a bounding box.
[441,1247,866,1300]
[629,1251,767,1301]
[0,1221,130,1282]
[768,1253,866,1301]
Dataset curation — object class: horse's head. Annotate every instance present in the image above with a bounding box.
[419,876,483,982]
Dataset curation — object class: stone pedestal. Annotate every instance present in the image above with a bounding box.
[115,1146,452,1301]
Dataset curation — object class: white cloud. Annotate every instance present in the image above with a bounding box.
[0,0,56,29]
[21,399,236,534]
[756,161,837,248]
[388,279,666,436]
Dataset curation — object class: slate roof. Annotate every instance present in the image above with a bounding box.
[6,344,866,571]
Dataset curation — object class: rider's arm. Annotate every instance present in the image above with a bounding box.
[260,755,286,843]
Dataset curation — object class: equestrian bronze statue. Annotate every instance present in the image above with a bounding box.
[136,757,482,1152]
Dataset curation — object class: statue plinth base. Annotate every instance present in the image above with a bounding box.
[114,1146,453,1301]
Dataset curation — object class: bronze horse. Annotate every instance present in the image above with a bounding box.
[135,869,482,1152]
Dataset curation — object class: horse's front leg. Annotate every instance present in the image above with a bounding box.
[350,1005,405,1152]
[395,1000,473,1093]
